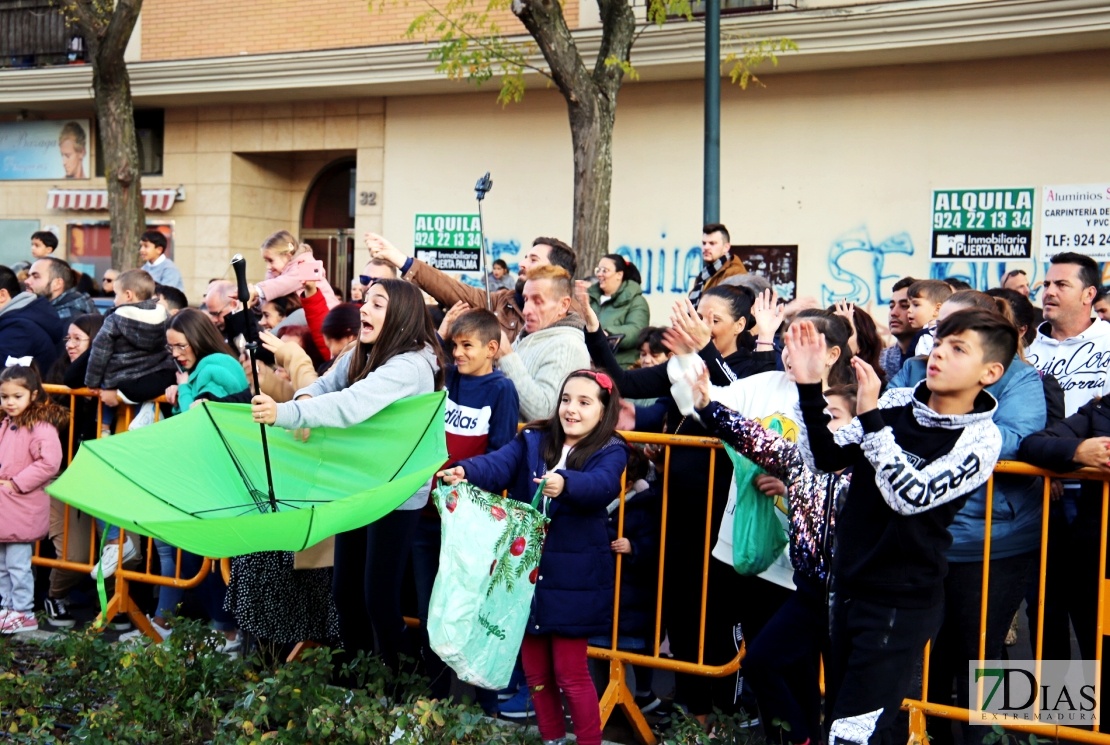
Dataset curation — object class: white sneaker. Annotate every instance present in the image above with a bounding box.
[119,617,171,643]
[91,536,138,578]
[216,633,241,656]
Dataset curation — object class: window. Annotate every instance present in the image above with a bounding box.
[0,0,85,69]
[95,109,165,177]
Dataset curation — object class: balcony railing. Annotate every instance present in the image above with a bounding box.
[0,0,86,69]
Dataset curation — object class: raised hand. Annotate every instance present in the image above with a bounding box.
[575,280,600,333]
[670,298,712,352]
[783,320,828,385]
[258,330,285,354]
[752,288,784,344]
[850,356,882,414]
[363,232,406,269]
[439,301,470,339]
[833,300,859,354]
[692,365,712,410]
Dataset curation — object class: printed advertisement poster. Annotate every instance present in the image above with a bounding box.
[0,120,91,181]
[1039,183,1110,262]
[414,213,482,271]
[734,245,798,300]
[931,188,1034,262]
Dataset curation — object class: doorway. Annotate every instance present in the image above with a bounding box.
[301,157,356,301]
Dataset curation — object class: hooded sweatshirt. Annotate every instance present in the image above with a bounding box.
[889,356,1045,561]
[798,382,1001,608]
[274,343,440,510]
[0,292,63,373]
[1026,318,1110,416]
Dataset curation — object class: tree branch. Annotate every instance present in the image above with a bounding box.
[511,0,593,105]
[101,0,142,59]
[415,0,552,81]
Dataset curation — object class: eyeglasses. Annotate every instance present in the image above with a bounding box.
[207,301,232,320]
[165,343,190,353]
[62,335,88,345]
[359,275,382,288]
[102,277,114,283]
[594,267,616,276]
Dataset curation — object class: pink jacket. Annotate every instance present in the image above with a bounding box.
[257,252,340,310]
[0,419,63,543]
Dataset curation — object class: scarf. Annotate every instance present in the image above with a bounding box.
[688,255,729,306]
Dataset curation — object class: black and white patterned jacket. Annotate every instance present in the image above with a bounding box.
[797,381,1001,608]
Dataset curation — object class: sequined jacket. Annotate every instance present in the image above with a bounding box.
[699,400,850,591]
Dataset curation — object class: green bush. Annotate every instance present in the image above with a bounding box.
[0,620,542,745]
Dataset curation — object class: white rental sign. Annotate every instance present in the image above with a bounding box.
[1040,183,1110,261]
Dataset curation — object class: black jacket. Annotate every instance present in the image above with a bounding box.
[0,293,64,373]
[799,382,1001,608]
[1019,397,1110,520]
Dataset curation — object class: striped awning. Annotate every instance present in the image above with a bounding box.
[46,188,180,212]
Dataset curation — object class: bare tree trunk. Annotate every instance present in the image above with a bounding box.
[514,0,634,278]
[568,97,616,279]
[67,0,144,271]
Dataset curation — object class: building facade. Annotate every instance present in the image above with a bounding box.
[1,0,1108,319]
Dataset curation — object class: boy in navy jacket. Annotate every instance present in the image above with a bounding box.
[789,308,1017,745]
[416,308,518,706]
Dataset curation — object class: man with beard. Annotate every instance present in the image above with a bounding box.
[364,233,577,343]
[879,276,917,381]
[687,223,747,306]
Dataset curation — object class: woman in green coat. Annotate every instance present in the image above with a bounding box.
[587,254,651,367]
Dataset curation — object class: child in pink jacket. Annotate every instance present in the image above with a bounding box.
[0,365,66,634]
[254,230,340,311]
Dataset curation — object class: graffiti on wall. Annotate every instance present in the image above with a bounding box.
[820,225,1056,306]
[462,227,1110,315]
[821,227,916,307]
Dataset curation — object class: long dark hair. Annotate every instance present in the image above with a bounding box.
[792,309,854,387]
[600,254,642,286]
[0,365,67,430]
[168,308,237,367]
[346,279,445,389]
[531,370,623,471]
[700,284,757,351]
[827,304,886,387]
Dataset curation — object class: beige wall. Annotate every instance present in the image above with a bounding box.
[382,48,1110,323]
[3,48,1109,322]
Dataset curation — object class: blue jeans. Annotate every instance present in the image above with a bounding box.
[153,541,235,631]
[95,519,120,544]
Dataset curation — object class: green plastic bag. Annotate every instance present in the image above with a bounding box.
[723,443,788,576]
[427,480,550,689]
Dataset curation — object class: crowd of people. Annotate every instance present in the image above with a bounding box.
[0,221,1108,745]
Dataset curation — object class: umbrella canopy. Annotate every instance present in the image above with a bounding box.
[48,392,447,557]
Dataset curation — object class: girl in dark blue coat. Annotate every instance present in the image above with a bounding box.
[439,369,628,745]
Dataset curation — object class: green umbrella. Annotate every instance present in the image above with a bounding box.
[47,392,447,558]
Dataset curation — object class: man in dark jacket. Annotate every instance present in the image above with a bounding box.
[26,257,98,323]
[0,265,64,371]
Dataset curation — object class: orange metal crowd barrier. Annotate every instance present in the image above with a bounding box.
[588,430,737,745]
[903,461,1110,745]
[31,388,1110,745]
[32,385,220,642]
